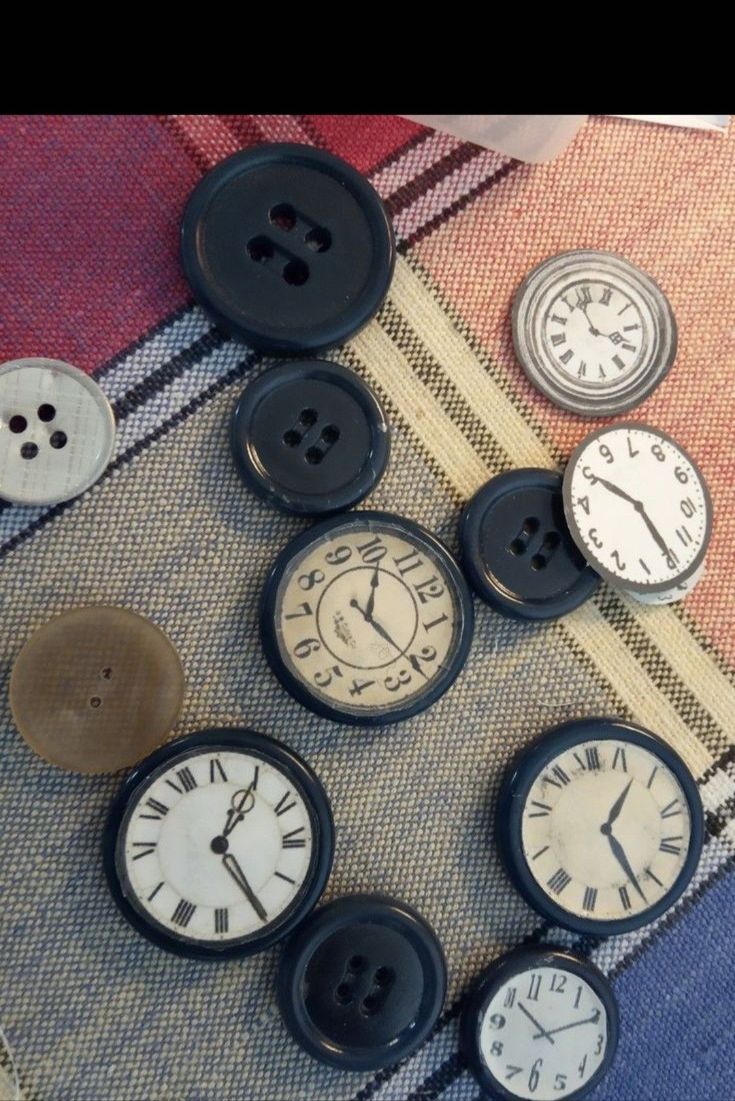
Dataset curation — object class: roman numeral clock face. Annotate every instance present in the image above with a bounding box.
[500,720,703,934]
[104,730,334,957]
[261,512,474,724]
[512,250,677,416]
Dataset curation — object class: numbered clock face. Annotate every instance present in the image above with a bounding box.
[261,511,474,725]
[512,250,677,416]
[461,947,618,1101]
[562,423,712,594]
[498,719,704,935]
[103,729,334,958]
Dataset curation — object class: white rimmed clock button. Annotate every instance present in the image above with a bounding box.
[0,357,115,506]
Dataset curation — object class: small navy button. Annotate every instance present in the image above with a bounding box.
[276,893,446,1071]
[231,360,390,516]
[181,143,395,355]
[460,468,600,620]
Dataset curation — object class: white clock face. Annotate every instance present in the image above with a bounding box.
[513,251,676,416]
[478,963,609,1100]
[563,423,711,593]
[117,747,315,946]
[521,738,693,923]
[270,516,468,720]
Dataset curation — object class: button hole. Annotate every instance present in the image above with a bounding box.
[348,955,367,974]
[20,442,38,460]
[283,259,309,286]
[522,517,539,537]
[247,235,274,263]
[9,415,27,434]
[283,429,302,447]
[299,409,318,428]
[531,555,547,571]
[38,403,56,422]
[305,225,331,253]
[89,696,102,709]
[100,667,113,680]
[320,425,340,445]
[361,994,381,1017]
[50,430,67,450]
[269,203,297,232]
[305,447,324,465]
[373,966,394,988]
[541,531,561,552]
[335,982,353,1005]
[509,539,526,557]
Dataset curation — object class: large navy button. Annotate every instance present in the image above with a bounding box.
[231,360,390,516]
[181,143,395,355]
[276,894,446,1071]
[460,468,600,620]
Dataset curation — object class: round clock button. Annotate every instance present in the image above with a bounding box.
[460,945,618,1100]
[181,143,396,355]
[497,718,704,935]
[260,510,474,725]
[0,357,116,505]
[562,422,712,598]
[10,607,185,774]
[103,728,334,958]
[231,360,390,516]
[512,250,677,417]
[276,893,446,1071]
[460,469,600,620]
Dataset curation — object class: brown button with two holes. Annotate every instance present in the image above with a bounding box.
[9,607,185,773]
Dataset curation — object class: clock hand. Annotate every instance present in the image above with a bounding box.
[543,1009,601,1037]
[222,782,256,838]
[602,830,647,904]
[222,852,268,922]
[365,564,380,621]
[518,1002,555,1046]
[592,475,640,508]
[603,778,633,829]
[633,503,670,558]
[579,303,600,336]
[349,598,404,654]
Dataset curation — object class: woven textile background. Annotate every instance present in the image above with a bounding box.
[1,114,734,1101]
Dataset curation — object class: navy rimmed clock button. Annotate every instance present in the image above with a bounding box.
[180,143,395,355]
[231,360,390,516]
[276,893,447,1071]
[460,468,600,620]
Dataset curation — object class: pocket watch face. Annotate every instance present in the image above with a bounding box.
[512,250,677,416]
[106,730,333,957]
[464,950,616,1101]
[562,423,712,594]
[261,512,474,724]
[500,720,703,935]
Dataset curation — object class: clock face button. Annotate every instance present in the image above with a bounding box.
[521,739,692,923]
[262,512,474,724]
[105,730,334,957]
[563,423,712,593]
[119,750,314,943]
[461,948,618,1101]
[513,250,677,417]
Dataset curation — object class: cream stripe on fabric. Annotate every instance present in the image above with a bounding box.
[372,255,735,768]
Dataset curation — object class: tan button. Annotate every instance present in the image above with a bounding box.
[10,607,185,773]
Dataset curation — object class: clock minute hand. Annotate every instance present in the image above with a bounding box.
[518,1002,555,1046]
[545,1009,601,1037]
[365,564,380,621]
[349,598,404,654]
[633,503,670,558]
[603,830,647,904]
[223,853,268,922]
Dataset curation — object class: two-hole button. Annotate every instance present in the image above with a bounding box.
[460,468,600,620]
[181,142,395,356]
[276,893,447,1071]
[231,360,390,516]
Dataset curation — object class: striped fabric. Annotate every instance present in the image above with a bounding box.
[0,115,733,1101]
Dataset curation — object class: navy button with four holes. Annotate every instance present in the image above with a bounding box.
[276,893,446,1071]
[180,143,395,355]
[231,360,390,516]
[460,468,600,620]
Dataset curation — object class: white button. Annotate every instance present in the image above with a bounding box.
[0,358,115,506]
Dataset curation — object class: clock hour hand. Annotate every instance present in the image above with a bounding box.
[365,564,380,621]
[222,782,256,838]
[518,1002,555,1046]
[222,852,268,922]
[592,475,640,508]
